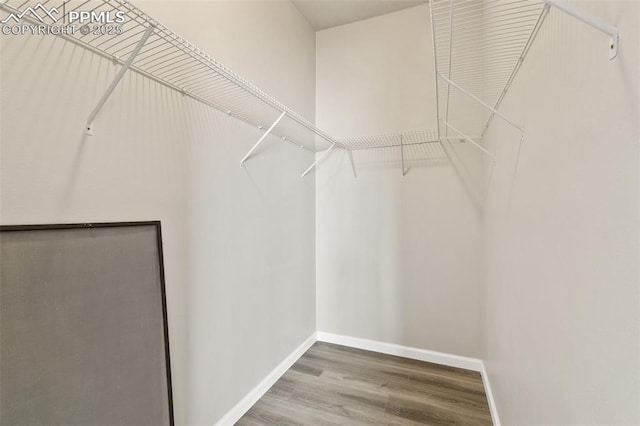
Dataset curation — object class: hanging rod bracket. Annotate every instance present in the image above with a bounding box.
[84,25,155,136]
[240,111,286,167]
[544,0,618,60]
[301,143,335,178]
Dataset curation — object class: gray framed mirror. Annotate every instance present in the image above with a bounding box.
[0,221,173,426]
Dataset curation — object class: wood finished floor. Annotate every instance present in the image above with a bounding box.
[236,342,493,426]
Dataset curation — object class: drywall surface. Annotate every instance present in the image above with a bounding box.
[0,1,316,424]
[481,1,640,424]
[315,4,483,357]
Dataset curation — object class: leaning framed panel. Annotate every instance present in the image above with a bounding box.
[0,221,174,426]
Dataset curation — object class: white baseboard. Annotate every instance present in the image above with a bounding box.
[316,331,483,372]
[214,332,317,426]
[480,362,501,426]
[317,332,500,425]
[215,331,500,426]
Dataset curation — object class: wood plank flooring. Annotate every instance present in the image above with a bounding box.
[236,342,493,426]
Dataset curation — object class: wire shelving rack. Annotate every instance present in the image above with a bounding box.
[0,0,347,176]
[429,0,619,146]
[1,0,619,178]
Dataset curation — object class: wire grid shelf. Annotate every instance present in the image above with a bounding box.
[0,0,342,152]
[431,0,548,137]
[350,142,448,162]
[339,129,439,151]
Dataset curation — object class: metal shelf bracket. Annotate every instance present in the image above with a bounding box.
[301,143,335,178]
[84,25,154,135]
[240,111,286,167]
[438,73,524,135]
[544,0,619,60]
[400,134,406,179]
[348,151,357,179]
[441,120,495,160]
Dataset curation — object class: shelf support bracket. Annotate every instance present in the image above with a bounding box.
[240,111,286,167]
[428,0,441,141]
[400,134,406,179]
[544,0,618,60]
[441,120,495,160]
[481,5,550,137]
[301,143,335,178]
[84,25,154,135]
[348,150,357,179]
[438,74,524,135]
[443,0,454,138]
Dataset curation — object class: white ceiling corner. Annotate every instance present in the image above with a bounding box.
[291,0,428,31]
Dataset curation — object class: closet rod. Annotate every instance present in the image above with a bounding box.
[544,0,619,59]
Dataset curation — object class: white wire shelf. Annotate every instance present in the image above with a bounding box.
[0,0,344,155]
[429,0,619,141]
[430,0,549,139]
[428,0,620,205]
[339,129,439,151]
[338,130,441,178]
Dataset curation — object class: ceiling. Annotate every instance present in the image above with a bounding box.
[291,0,428,31]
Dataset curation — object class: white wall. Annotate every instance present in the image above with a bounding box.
[0,1,316,424]
[481,1,640,424]
[4,2,638,425]
[315,4,483,357]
